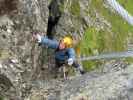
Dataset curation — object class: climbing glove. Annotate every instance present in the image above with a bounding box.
[67,58,74,66]
[36,34,42,43]
[32,32,42,43]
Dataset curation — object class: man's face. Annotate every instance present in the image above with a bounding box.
[59,40,65,50]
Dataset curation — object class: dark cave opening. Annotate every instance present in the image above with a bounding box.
[46,0,63,39]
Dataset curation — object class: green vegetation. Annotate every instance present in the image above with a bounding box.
[59,3,64,13]
[79,0,133,71]
[117,0,133,16]
[91,0,133,34]
[70,0,80,16]
[0,96,4,100]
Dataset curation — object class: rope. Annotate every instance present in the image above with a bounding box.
[79,51,133,61]
[106,0,133,25]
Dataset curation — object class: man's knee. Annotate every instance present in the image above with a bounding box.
[72,62,80,68]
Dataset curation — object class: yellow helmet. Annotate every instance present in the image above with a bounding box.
[62,36,73,48]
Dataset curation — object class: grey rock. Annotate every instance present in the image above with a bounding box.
[24,64,133,100]
[0,0,132,100]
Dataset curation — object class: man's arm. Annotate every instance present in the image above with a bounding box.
[67,48,76,66]
[68,48,76,60]
[41,36,59,49]
[32,32,58,49]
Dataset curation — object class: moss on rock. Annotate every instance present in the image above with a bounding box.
[70,0,80,16]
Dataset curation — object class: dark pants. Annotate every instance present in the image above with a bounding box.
[55,59,85,75]
[55,59,80,68]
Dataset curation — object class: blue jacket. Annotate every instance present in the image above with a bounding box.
[41,36,76,61]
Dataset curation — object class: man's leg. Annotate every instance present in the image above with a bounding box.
[72,62,85,75]
[55,60,69,79]
[53,60,61,78]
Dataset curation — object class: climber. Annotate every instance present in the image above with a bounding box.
[32,32,85,75]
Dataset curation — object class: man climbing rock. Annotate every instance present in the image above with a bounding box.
[32,32,85,75]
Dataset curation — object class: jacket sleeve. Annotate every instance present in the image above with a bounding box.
[67,48,76,60]
[40,36,59,49]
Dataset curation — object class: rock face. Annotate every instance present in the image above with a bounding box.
[25,63,133,100]
[0,0,132,100]
[0,0,49,98]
